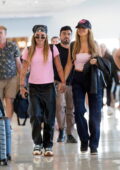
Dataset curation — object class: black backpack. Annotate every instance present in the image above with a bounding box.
[13,91,29,126]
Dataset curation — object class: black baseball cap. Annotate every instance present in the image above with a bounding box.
[32,25,48,34]
[76,19,92,29]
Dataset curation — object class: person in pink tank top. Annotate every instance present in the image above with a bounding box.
[65,19,111,155]
[20,25,65,157]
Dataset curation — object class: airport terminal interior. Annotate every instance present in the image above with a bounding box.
[0,0,120,170]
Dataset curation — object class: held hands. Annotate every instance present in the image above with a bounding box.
[57,82,66,93]
[90,58,97,65]
[20,86,28,98]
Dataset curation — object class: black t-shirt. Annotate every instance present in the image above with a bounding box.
[54,43,73,85]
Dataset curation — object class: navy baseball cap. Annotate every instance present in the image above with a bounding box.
[32,25,48,34]
[75,19,92,29]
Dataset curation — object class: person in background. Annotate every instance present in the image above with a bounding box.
[51,36,59,45]
[54,26,77,143]
[113,48,120,108]
[100,44,119,111]
[112,49,118,103]
[0,25,21,161]
[20,25,65,156]
[65,19,111,154]
[113,48,120,70]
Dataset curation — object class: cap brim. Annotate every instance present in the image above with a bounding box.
[76,24,87,29]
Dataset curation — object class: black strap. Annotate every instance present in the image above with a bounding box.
[50,44,54,59]
[70,41,74,60]
[0,100,5,117]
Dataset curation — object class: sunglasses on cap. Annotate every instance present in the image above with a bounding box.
[34,34,46,39]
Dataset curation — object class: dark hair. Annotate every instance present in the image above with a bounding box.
[60,26,72,34]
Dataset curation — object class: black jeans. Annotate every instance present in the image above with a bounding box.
[106,83,112,106]
[72,71,103,149]
[29,83,56,148]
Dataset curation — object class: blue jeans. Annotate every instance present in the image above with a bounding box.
[72,71,103,149]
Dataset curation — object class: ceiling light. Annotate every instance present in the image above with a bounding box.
[34,0,38,4]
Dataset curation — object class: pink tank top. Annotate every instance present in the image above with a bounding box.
[74,53,91,71]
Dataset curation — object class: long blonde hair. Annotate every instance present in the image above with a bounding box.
[28,35,49,63]
[72,29,98,60]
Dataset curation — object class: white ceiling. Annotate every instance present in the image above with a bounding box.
[0,0,86,18]
[0,0,120,50]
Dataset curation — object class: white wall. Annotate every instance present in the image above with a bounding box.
[0,16,52,37]
[0,0,120,50]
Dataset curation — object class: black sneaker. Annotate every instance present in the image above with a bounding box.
[0,159,8,166]
[33,145,43,155]
[66,135,77,143]
[90,148,98,155]
[57,129,65,142]
[80,143,88,153]
[7,154,11,161]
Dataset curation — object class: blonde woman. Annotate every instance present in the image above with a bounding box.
[20,25,65,157]
[65,19,110,155]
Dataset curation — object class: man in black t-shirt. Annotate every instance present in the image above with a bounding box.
[54,26,77,143]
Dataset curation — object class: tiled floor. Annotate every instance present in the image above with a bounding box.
[2,106,120,170]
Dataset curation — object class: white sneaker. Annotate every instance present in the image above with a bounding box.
[107,106,113,115]
[33,145,42,155]
[44,148,54,157]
